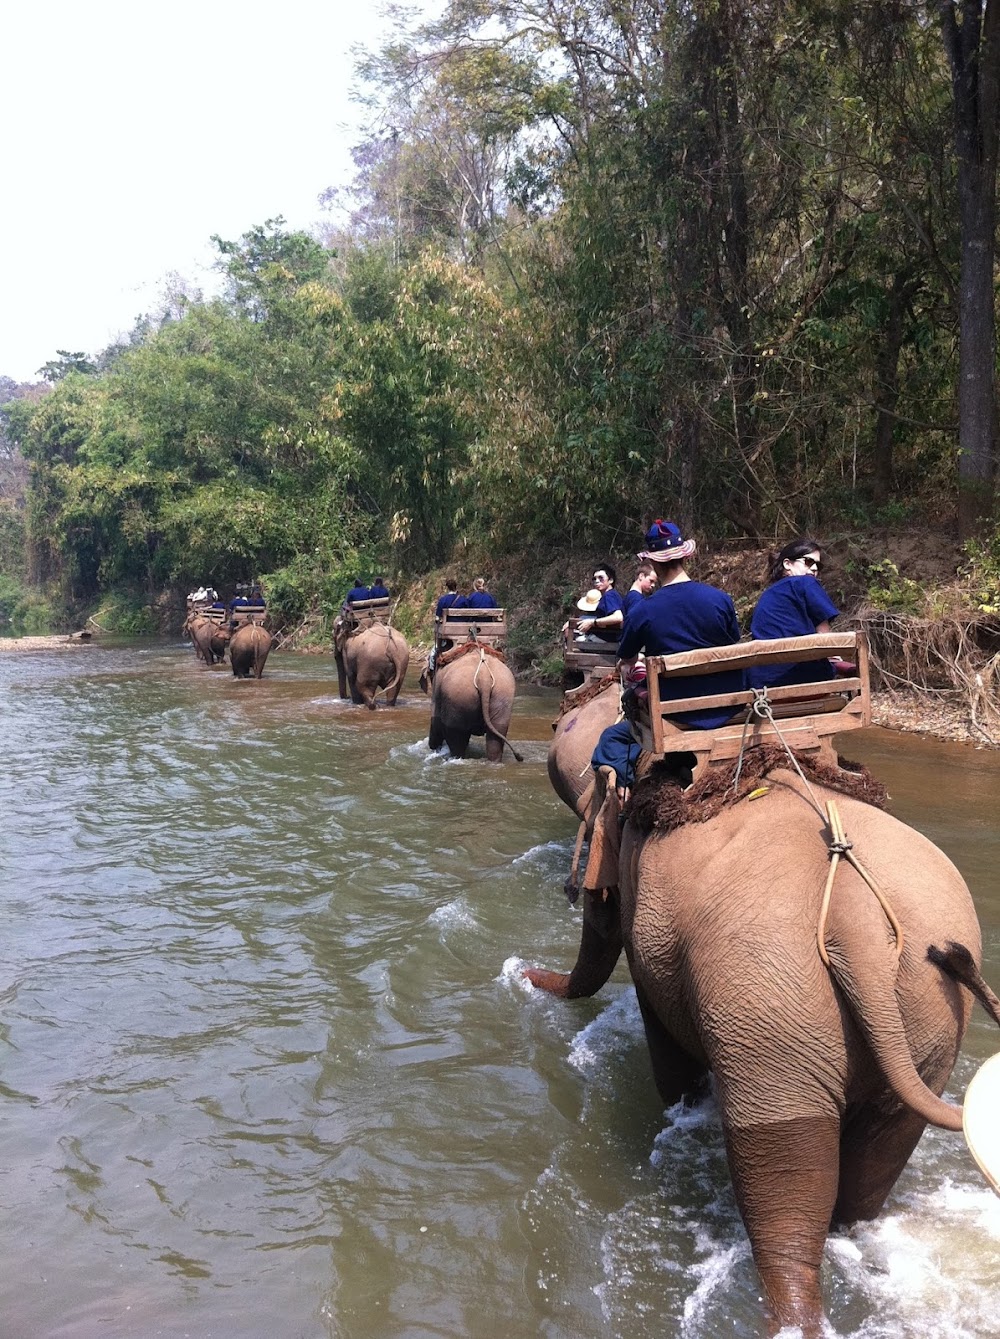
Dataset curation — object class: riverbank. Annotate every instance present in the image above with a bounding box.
[0,634,93,652]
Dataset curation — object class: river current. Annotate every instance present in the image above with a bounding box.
[1,640,999,1338]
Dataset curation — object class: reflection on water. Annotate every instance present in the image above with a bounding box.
[0,642,998,1338]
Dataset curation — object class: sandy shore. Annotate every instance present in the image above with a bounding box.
[871,690,999,748]
[0,634,93,652]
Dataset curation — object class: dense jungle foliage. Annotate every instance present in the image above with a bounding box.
[4,0,1000,635]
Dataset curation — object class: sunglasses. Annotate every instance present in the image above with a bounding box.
[801,557,822,571]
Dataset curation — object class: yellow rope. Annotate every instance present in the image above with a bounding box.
[817,798,904,966]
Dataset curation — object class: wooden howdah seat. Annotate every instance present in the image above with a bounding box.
[343,597,391,632]
[562,615,620,688]
[436,606,507,652]
[630,631,871,782]
[229,603,268,629]
[188,600,227,627]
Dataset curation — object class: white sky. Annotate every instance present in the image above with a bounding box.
[1,0,399,383]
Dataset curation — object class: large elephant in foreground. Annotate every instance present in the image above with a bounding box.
[336,624,409,708]
[423,644,521,761]
[230,623,272,678]
[525,752,999,1337]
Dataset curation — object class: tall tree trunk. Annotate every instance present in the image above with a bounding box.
[873,272,917,505]
[940,0,1000,536]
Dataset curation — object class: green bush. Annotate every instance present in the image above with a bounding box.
[91,593,157,635]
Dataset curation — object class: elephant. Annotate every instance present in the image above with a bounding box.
[422,643,522,761]
[229,623,272,678]
[208,624,231,663]
[184,614,218,665]
[335,624,409,708]
[524,751,999,1337]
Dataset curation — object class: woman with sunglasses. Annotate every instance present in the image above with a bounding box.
[748,539,840,689]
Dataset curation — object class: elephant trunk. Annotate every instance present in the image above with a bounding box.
[478,661,522,763]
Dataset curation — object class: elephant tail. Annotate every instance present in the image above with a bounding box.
[373,629,407,706]
[477,656,523,762]
[825,896,966,1131]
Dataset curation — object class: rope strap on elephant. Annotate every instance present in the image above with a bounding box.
[437,641,508,669]
[816,798,904,965]
[625,744,887,835]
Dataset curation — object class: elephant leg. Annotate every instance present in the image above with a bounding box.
[633,982,707,1106]
[725,1116,841,1339]
[833,1105,927,1225]
[349,676,365,705]
[335,652,349,699]
[444,728,470,758]
[485,731,504,763]
[524,888,623,998]
[429,715,446,752]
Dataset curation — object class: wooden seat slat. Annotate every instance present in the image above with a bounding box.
[635,632,871,779]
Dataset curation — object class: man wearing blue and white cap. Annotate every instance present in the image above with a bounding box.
[617,520,742,730]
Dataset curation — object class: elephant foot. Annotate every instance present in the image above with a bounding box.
[522,967,572,997]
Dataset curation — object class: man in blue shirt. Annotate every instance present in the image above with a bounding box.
[435,579,463,620]
[623,562,657,616]
[617,521,742,731]
[575,564,625,641]
[369,577,390,600]
[344,578,370,606]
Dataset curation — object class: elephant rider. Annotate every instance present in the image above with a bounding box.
[428,579,464,675]
[368,576,390,600]
[623,562,658,615]
[593,521,742,799]
[463,577,497,609]
[575,564,624,642]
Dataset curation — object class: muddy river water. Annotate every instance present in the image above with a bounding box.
[1,640,999,1338]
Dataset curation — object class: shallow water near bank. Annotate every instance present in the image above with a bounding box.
[1,640,998,1338]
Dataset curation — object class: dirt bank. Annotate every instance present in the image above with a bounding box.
[0,634,93,652]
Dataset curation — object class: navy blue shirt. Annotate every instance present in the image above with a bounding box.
[436,592,461,618]
[465,591,498,609]
[345,585,370,603]
[590,588,624,641]
[749,575,839,688]
[618,580,743,729]
[369,583,390,600]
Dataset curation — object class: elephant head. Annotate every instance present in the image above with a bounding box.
[525,752,997,1337]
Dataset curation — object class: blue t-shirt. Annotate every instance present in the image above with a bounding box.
[749,576,839,688]
[592,588,625,641]
[465,591,498,609]
[436,592,461,618]
[369,583,390,600]
[618,580,743,729]
[623,588,645,616]
[346,585,370,603]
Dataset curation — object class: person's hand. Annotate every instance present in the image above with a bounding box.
[578,619,594,633]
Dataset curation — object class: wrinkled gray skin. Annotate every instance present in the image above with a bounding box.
[184,615,221,665]
[337,625,409,708]
[229,623,272,678]
[425,651,519,761]
[526,768,990,1337]
[547,685,621,819]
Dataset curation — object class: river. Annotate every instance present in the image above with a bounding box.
[1,641,998,1338]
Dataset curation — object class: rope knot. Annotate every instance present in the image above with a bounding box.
[828,837,854,857]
